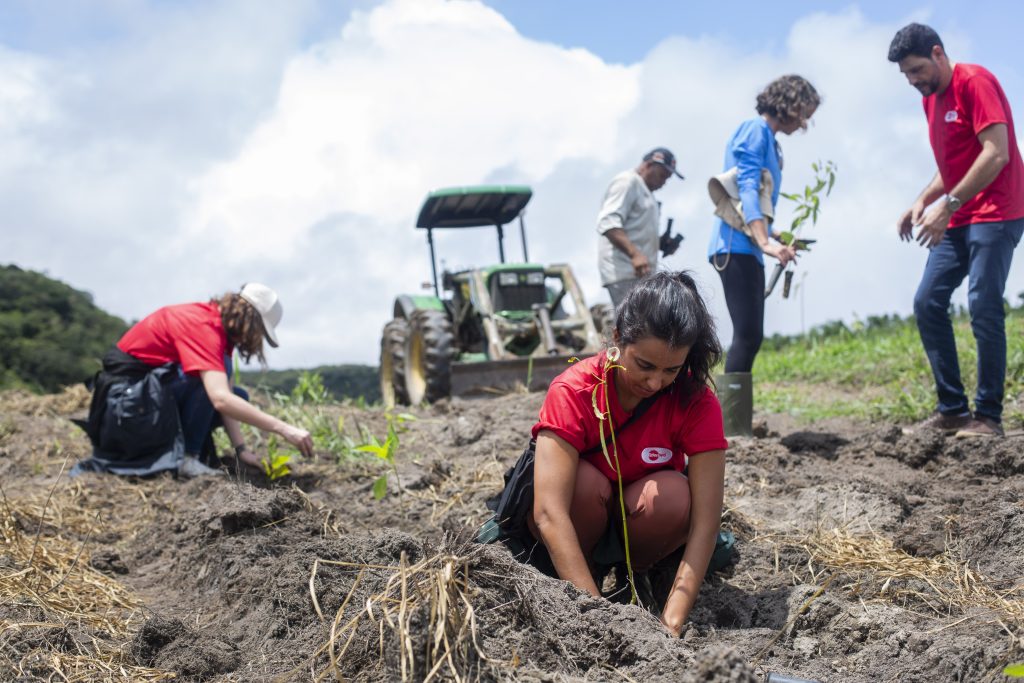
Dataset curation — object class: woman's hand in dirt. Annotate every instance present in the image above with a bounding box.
[660,612,686,638]
[280,424,314,458]
[238,448,263,471]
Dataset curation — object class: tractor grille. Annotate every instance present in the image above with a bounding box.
[489,278,547,313]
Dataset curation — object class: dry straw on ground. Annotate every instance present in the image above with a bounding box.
[726,501,1023,630]
[0,473,172,681]
[299,549,511,682]
[796,527,1024,628]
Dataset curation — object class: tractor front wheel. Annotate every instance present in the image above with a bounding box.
[404,310,454,404]
[380,318,410,407]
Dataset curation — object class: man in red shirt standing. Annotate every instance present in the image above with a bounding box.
[890,23,1024,437]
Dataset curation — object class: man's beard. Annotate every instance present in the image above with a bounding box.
[917,75,941,96]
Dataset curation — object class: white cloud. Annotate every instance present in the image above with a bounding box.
[3,1,1023,371]
[180,0,638,366]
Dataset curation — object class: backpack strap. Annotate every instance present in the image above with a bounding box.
[580,390,664,458]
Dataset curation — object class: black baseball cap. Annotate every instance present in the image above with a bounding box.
[643,147,685,179]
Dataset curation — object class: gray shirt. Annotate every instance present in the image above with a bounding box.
[596,170,659,286]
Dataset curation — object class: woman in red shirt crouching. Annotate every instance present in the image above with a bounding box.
[530,271,726,635]
[78,283,313,478]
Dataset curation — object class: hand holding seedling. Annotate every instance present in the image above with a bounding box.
[763,230,799,266]
[766,160,836,298]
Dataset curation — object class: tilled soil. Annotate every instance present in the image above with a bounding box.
[1,388,1022,682]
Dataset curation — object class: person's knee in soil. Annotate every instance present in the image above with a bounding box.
[623,470,690,571]
[528,459,611,560]
[526,271,727,636]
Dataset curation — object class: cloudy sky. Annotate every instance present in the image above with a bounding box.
[3,0,1023,369]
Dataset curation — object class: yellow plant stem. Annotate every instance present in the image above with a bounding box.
[593,349,637,604]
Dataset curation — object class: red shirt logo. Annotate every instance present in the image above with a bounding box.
[641,447,673,465]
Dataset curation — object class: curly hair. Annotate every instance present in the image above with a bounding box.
[887,23,943,62]
[214,292,267,365]
[755,74,821,127]
[614,271,722,403]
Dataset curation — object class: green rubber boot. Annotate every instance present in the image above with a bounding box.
[715,372,753,437]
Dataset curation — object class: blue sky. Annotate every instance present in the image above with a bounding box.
[2,0,1023,368]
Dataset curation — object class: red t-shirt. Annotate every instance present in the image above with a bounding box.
[924,63,1024,227]
[532,351,728,483]
[117,302,229,375]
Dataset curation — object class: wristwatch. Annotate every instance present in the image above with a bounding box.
[944,194,963,212]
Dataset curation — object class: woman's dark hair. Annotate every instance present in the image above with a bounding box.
[614,271,722,402]
[887,23,943,62]
[755,74,820,126]
[214,292,266,365]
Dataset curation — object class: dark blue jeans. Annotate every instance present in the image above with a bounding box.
[914,218,1023,421]
[168,358,249,454]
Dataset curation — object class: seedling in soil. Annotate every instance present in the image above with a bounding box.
[1005,663,1024,678]
[262,437,293,481]
[356,412,414,505]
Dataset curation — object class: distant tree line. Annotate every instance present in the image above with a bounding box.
[0,265,129,392]
[240,365,381,404]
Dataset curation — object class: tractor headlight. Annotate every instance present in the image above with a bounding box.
[497,272,519,287]
[525,272,545,286]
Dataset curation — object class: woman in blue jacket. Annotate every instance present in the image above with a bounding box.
[708,75,820,372]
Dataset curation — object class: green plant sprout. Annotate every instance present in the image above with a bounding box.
[585,347,639,604]
[356,412,415,504]
[1005,663,1024,678]
[770,159,837,298]
[262,436,293,481]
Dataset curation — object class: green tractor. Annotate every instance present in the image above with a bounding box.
[380,185,615,406]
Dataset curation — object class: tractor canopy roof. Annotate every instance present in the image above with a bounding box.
[416,185,532,229]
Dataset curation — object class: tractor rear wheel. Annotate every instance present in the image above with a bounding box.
[404,310,454,404]
[380,318,410,407]
[590,303,616,342]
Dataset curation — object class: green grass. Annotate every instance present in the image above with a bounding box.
[750,306,1024,428]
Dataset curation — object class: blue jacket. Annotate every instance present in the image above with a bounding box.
[707,118,781,266]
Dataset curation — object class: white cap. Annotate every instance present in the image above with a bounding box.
[239,283,282,348]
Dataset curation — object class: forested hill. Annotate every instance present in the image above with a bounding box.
[0,265,129,392]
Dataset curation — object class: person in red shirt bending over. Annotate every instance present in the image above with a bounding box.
[890,23,1024,437]
[530,271,726,635]
[97,283,313,477]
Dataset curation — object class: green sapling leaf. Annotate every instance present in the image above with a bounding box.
[372,475,388,500]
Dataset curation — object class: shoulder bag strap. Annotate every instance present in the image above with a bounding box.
[580,390,664,458]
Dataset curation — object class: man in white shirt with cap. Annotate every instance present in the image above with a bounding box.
[597,147,685,307]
